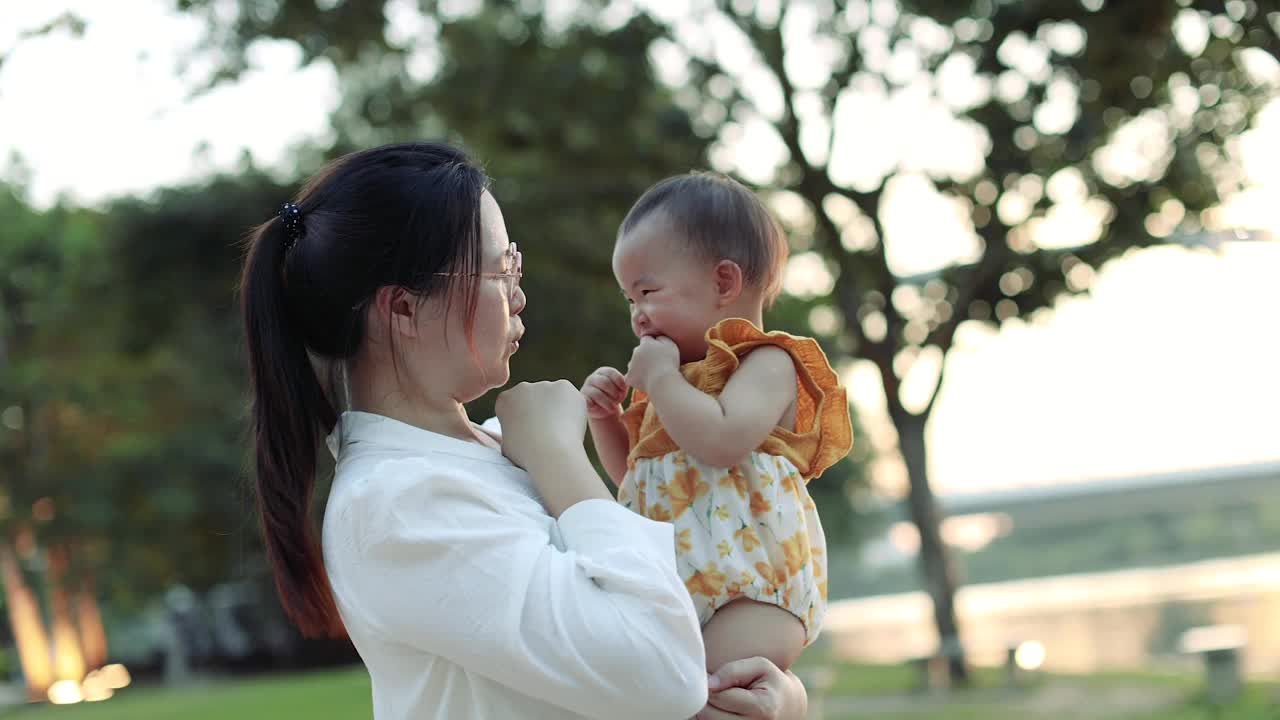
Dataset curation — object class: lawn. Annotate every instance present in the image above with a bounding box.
[4,663,1276,720]
[3,668,373,720]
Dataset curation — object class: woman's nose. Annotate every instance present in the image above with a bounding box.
[510,285,527,315]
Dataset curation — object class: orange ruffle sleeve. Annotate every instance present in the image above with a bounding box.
[620,318,853,482]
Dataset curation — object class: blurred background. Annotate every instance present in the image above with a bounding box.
[0,0,1277,718]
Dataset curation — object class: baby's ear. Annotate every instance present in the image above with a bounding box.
[713,259,745,306]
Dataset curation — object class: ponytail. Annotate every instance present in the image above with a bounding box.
[236,141,490,638]
[240,216,343,638]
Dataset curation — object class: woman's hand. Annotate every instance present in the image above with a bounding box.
[696,657,808,720]
[496,380,587,471]
[495,380,611,516]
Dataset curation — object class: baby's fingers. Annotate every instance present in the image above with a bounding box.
[599,367,628,395]
[582,386,619,418]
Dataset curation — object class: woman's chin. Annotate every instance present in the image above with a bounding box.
[458,361,511,401]
[489,362,512,389]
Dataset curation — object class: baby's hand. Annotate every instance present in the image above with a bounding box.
[581,366,628,420]
[626,335,681,394]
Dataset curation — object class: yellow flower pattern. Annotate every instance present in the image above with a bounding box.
[781,531,809,576]
[734,525,762,553]
[615,319,850,649]
[781,471,802,498]
[657,466,709,519]
[648,504,672,523]
[676,528,693,555]
[719,466,749,500]
[685,562,727,599]
[619,450,829,646]
[748,491,772,516]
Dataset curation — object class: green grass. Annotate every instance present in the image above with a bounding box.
[792,656,1279,720]
[1124,686,1280,720]
[5,663,1277,720]
[792,659,1009,696]
[4,667,373,720]
[812,682,1280,720]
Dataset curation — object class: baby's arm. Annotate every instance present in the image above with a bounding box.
[581,367,631,486]
[702,598,807,672]
[587,415,630,487]
[643,346,797,468]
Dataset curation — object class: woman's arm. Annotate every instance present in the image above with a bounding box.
[332,465,708,720]
[498,380,615,516]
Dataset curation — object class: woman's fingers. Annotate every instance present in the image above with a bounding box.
[708,656,773,691]
[694,706,739,720]
[706,687,769,716]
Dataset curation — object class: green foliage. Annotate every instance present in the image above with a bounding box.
[0,173,285,610]
[0,0,877,617]
[175,0,1280,657]
[11,0,1272,629]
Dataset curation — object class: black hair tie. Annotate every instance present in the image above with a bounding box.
[279,202,305,249]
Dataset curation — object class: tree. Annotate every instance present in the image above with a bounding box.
[176,0,879,533]
[180,0,1278,682]
[650,0,1278,681]
[0,177,113,697]
[1,168,280,598]
[3,3,877,661]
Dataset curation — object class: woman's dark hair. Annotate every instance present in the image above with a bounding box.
[619,172,789,304]
[239,141,489,637]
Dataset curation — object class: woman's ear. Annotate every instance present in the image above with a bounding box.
[373,286,420,339]
[713,260,745,307]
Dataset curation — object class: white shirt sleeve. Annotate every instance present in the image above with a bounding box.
[335,461,708,720]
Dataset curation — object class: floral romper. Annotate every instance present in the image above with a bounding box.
[616,318,853,644]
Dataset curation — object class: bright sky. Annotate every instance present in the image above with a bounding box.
[2,1,1277,496]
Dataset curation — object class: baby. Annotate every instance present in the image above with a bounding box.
[581,172,853,672]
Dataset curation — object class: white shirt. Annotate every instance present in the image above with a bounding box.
[321,411,708,720]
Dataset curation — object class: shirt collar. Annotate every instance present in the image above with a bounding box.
[327,410,508,465]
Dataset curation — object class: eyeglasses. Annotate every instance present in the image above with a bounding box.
[434,242,523,299]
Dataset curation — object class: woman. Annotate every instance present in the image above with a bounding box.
[239,141,808,719]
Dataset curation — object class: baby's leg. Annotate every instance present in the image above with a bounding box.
[702,598,806,672]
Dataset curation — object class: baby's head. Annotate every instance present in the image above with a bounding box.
[613,172,788,362]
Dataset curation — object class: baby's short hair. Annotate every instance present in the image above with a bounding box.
[620,172,789,304]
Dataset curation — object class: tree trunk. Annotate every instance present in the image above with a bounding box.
[77,573,109,671]
[47,545,87,683]
[0,543,54,700]
[894,409,969,685]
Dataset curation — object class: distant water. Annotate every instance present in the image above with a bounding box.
[824,552,1280,676]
